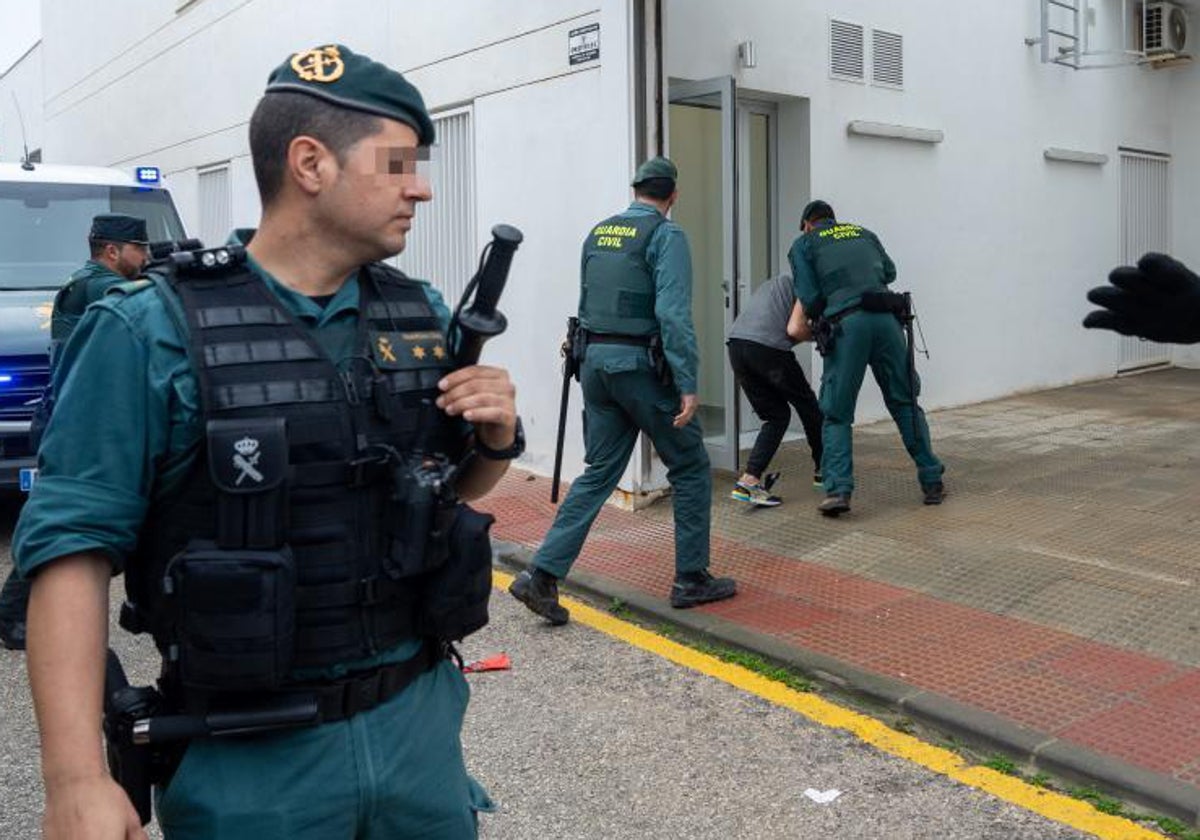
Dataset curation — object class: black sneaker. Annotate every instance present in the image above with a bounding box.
[922,482,945,506]
[509,569,570,626]
[818,493,851,517]
[812,471,823,488]
[0,619,26,651]
[670,571,737,609]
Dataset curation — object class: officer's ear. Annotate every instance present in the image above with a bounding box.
[286,134,336,197]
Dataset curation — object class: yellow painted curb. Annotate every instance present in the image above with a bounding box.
[493,569,1165,839]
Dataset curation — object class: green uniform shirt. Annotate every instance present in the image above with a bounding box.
[788,219,897,318]
[14,252,454,673]
[50,260,129,342]
[580,202,699,394]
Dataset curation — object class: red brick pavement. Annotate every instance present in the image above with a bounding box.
[477,469,1200,791]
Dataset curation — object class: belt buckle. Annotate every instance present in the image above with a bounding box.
[343,669,383,718]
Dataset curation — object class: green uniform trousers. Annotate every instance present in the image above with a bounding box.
[155,660,492,839]
[534,344,710,579]
[819,311,944,495]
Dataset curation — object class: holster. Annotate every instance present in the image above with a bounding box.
[811,318,839,357]
[647,334,673,386]
[104,649,180,826]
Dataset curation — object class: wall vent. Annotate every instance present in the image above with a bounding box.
[872,29,904,87]
[830,19,865,81]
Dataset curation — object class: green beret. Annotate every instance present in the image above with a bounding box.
[89,214,148,244]
[632,156,678,186]
[265,44,435,146]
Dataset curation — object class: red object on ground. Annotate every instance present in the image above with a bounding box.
[462,653,512,673]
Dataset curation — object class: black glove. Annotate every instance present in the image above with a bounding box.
[1084,253,1200,344]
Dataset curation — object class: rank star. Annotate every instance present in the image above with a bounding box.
[412,346,427,359]
[433,345,446,359]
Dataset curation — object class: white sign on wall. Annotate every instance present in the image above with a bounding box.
[569,23,600,65]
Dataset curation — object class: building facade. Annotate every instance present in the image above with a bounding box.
[2,0,1199,492]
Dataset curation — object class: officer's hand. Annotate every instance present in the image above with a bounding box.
[674,394,699,428]
[437,365,518,449]
[1084,253,1200,344]
[43,774,146,840]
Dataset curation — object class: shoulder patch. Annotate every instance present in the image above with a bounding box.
[105,279,154,297]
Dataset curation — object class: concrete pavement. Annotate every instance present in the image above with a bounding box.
[0,571,1107,838]
[483,367,1200,827]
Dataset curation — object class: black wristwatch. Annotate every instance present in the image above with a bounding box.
[475,416,525,460]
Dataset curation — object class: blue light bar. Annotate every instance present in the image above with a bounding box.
[135,166,161,185]
[0,375,12,383]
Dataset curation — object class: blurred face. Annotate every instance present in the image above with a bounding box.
[318,119,433,262]
[101,241,149,279]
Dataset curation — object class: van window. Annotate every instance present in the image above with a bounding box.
[0,183,185,290]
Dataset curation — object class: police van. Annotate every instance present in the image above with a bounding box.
[0,161,186,490]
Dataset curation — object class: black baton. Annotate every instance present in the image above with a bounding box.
[452,224,524,367]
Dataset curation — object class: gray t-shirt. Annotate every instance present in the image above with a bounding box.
[728,274,795,351]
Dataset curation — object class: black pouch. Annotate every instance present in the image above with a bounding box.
[165,540,296,691]
[418,503,495,642]
[163,416,295,691]
[386,460,453,579]
[860,290,908,316]
[206,417,289,549]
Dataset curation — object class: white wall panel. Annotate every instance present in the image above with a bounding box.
[396,108,475,309]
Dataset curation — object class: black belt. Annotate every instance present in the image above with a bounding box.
[583,330,655,347]
[307,639,445,722]
[826,305,862,324]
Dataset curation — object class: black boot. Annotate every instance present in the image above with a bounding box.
[922,482,945,505]
[0,619,26,651]
[818,493,851,517]
[509,568,570,626]
[670,570,737,609]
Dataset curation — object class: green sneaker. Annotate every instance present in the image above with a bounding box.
[731,481,782,507]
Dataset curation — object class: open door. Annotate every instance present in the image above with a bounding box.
[668,76,738,470]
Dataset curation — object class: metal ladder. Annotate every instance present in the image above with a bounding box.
[1041,0,1084,67]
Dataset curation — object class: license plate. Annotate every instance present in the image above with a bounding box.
[18,468,38,493]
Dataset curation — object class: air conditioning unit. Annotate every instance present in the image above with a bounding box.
[1144,1,1189,55]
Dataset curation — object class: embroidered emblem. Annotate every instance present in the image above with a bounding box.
[377,335,397,363]
[290,46,345,83]
[232,436,264,485]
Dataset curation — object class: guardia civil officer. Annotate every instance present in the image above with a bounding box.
[1084,253,1200,343]
[788,200,944,516]
[727,273,824,507]
[16,45,516,839]
[0,214,151,652]
[51,214,152,345]
[509,157,737,625]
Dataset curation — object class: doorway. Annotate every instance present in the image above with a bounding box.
[668,77,782,471]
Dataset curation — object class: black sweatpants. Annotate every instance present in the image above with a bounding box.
[727,338,824,479]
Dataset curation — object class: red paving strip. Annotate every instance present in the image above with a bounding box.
[478,471,1200,789]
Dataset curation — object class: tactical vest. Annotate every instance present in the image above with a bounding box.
[805,222,890,315]
[122,254,492,700]
[579,211,666,335]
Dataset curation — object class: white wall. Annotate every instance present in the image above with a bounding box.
[36,0,632,482]
[666,0,1177,422]
[1168,60,1200,366]
[24,0,1200,478]
[0,42,43,162]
